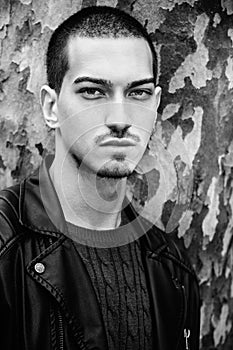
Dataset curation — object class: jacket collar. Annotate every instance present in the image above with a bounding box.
[19,155,67,235]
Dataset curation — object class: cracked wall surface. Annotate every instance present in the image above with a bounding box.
[0,0,233,348]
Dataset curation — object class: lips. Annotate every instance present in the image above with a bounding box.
[99,138,137,147]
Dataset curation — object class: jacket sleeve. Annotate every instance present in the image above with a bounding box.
[0,188,21,349]
[0,250,15,349]
[185,267,200,350]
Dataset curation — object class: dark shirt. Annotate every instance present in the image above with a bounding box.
[66,221,153,350]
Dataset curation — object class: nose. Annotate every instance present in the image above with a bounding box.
[105,103,131,136]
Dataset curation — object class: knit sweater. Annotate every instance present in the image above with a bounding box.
[66,221,153,350]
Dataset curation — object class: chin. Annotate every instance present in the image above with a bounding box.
[96,163,133,179]
[71,151,135,178]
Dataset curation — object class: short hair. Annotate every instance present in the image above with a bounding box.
[46,6,158,94]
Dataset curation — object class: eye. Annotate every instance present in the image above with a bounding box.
[78,87,106,99]
[128,89,152,100]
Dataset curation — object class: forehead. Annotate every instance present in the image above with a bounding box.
[65,37,154,82]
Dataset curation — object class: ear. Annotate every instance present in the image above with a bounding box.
[40,85,60,129]
[154,86,162,110]
[152,86,162,125]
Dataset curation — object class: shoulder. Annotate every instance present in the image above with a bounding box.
[0,184,23,256]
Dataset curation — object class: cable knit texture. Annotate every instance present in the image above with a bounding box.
[66,221,153,350]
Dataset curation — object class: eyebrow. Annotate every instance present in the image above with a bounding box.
[73,77,112,87]
[73,76,155,88]
[127,78,155,89]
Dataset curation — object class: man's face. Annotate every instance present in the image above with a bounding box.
[55,36,161,178]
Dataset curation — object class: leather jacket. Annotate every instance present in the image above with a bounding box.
[0,156,200,350]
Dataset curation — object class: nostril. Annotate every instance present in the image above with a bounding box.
[108,124,131,138]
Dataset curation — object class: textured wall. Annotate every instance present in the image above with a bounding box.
[0,0,233,348]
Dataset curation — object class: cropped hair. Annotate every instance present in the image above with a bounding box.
[46,6,158,93]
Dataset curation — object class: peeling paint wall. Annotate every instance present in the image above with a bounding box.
[0,0,233,348]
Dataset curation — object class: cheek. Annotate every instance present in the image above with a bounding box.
[132,117,154,143]
[126,104,156,132]
[59,111,99,146]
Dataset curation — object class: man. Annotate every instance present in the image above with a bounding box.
[0,6,200,350]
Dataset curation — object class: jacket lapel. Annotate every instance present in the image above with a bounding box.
[27,236,108,350]
[141,230,186,350]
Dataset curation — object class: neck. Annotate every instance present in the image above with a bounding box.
[50,152,127,230]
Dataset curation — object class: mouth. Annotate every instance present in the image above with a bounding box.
[99,138,137,147]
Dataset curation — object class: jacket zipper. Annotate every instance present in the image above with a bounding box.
[56,308,88,350]
[181,285,190,350]
[57,310,64,350]
[173,278,189,350]
[184,328,190,350]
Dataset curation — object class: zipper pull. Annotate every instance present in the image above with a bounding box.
[184,328,190,349]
